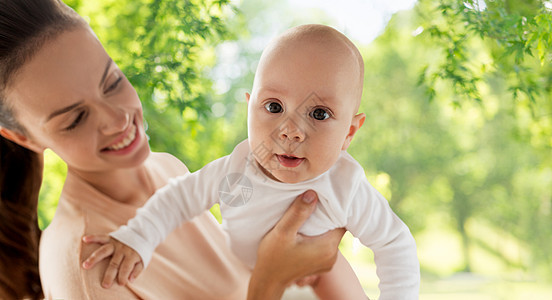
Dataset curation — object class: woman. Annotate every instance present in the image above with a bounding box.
[0,0,345,299]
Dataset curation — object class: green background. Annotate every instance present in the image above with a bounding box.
[39,0,552,298]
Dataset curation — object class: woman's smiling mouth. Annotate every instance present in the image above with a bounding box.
[103,123,138,152]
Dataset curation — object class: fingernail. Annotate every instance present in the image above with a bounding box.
[303,190,315,203]
[82,261,89,269]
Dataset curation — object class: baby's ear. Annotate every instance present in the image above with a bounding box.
[245,92,251,103]
[341,113,366,151]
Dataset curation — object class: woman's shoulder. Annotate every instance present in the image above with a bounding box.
[146,152,189,178]
[39,200,140,298]
[39,201,87,297]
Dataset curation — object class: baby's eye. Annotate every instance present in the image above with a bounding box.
[264,101,283,114]
[310,108,331,120]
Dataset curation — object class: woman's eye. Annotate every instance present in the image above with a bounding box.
[104,75,122,94]
[310,108,330,120]
[264,102,283,114]
[65,111,85,131]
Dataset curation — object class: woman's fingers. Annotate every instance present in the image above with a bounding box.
[301,228,346,273]
[82,234,111,244]
[303,227,346,249]
[295,275,319,287]
[322,227,346,245]
[248,192,342,299]
[82,243,114,269]
[274,190,318,234]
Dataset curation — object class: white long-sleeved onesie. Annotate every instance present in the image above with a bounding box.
[111,140,420,299]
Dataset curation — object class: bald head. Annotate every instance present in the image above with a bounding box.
[255,24,364,112]
[247,25,367,182]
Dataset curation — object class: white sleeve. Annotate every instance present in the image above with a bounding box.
[109,161,222,267]
[346,180,420,300]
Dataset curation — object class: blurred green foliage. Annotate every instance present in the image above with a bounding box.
[413,0,552,277]
[417,0,552,103]
[39,0,237,224]
[39,0,551,286]
[73,0,237,169]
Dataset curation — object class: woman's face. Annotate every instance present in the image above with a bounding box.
[5,27,150,173]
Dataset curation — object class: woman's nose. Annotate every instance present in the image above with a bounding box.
[279,118,306,143]
[99,102,130,135]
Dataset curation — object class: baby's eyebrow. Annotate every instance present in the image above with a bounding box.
[257,85,289,97]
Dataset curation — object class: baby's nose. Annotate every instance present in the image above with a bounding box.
[279,119,305,142]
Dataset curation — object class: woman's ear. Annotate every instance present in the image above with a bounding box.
[0,127,44,153]
[245,92,251,103]
[341,113,366,151]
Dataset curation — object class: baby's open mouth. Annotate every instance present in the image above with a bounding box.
[276,154,305,168]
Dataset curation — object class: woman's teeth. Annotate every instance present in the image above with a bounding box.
[107,125,136,150]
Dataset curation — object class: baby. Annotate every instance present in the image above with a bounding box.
[83,24,420,299]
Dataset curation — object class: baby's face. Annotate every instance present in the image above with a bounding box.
[247,33,365,183]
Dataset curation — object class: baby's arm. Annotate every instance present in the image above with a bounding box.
[310,251,367,300]
[348,181,420,299]
[82,235,143,288]
[80,163,222,287]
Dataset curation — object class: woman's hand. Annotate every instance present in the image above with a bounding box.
[247,190,346,300]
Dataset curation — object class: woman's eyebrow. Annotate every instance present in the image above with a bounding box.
[46,101,84,122]
[99,58,113,88]
[45,58,112,123]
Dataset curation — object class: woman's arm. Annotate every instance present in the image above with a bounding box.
[247,190,346,300]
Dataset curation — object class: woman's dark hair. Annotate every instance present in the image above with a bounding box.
[0,138,43,299]
[0,0,84,298]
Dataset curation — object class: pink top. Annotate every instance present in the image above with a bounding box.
[39,152,250,299]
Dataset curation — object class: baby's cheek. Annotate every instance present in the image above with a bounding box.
[313,150,340,172]
[248,117,269,138]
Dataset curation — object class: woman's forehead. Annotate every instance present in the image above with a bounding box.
[7,27,109,116]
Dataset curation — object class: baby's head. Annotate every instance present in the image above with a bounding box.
[246,24,365,183]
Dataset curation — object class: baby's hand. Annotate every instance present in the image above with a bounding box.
[82,234,144,289]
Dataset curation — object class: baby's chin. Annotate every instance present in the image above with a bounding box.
[267,169,322,184]
[254,156,328,184]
